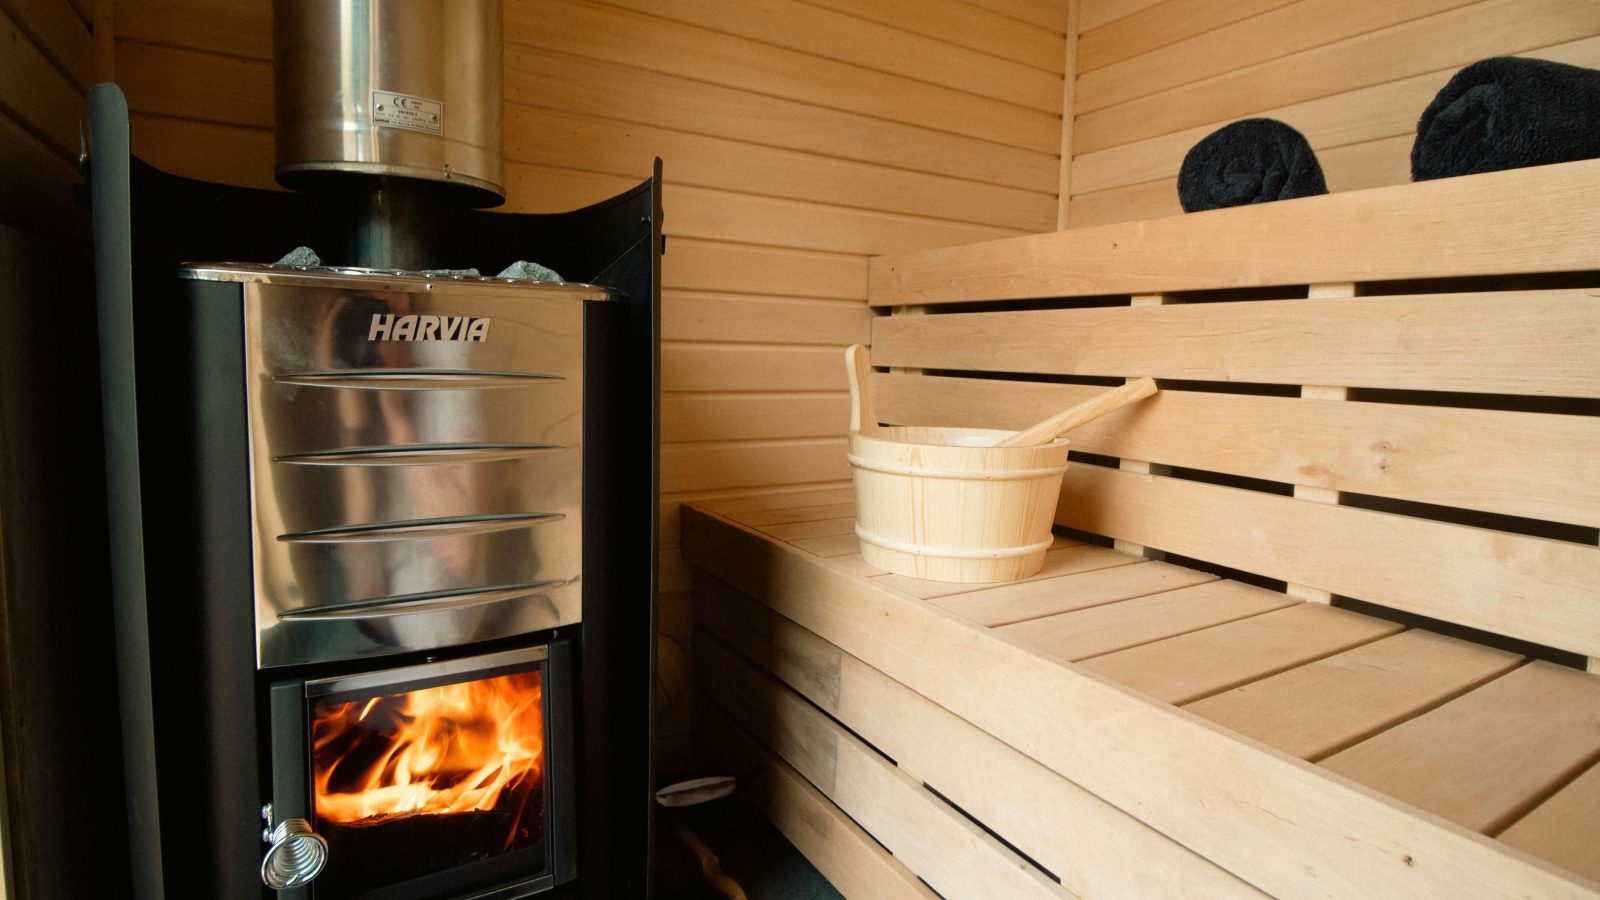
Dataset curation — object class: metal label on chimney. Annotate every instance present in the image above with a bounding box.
[371,90,443,135]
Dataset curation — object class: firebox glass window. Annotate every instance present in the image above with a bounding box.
[308,665,547,897]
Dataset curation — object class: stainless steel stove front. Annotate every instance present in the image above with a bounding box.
[181,265,610,668]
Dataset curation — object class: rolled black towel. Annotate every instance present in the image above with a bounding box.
[1177,118,1328,212]
[1412,57,1600,181]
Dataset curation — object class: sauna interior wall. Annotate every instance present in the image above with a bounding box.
[107,0,1071,772]
[1066,0,1600,226]
[1,0,132,897]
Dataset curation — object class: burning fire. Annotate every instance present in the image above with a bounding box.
[311,670,544,840]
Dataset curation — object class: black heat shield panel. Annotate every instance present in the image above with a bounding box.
[90,85,659,900]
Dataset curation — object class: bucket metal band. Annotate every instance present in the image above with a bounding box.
[846,454,1068,481]
[854,525,1054,559]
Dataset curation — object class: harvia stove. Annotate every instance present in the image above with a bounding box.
[181,264,600,897]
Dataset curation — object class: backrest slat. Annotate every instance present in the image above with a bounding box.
[865,163,1600,657]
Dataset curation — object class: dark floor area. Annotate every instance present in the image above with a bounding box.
[657,799,843,900]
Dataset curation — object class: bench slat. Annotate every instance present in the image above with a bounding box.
[1185,629,1522,761]
[683,505,1600,897]
[1075,603,1403,703]
[867,158,1600,306]
[932,558,1216,627]
[998,579,1297,661]
[696,702,942,900]
[872,290,1600,397]
[1501,762,1600,881]
[873,372,1600,528]
[1321,662,1600,834]
[1056,464,1600,658]
[872,542,1135,599]
[696,573,1268,899]
[697,631,1077,900]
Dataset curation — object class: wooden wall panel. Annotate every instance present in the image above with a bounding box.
[1065,0,1600,227]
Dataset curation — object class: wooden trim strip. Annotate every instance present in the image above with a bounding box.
[695,573,1267,898]
[867,159,1600,305]
[872,372,1600,527]
[696,632,1074,900]
[1054,465,1600,659]
[869,290,1600,397]
[682,505,1600,898]
[695,699,940,900]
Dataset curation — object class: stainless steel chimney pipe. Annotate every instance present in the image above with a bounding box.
[273,0,505,206]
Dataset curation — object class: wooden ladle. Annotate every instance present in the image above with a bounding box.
[844,344,881,435]
[995,377,1158,447]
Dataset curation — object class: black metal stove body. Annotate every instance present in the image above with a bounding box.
[88,85,659,900]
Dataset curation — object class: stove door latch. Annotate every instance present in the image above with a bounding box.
[260,803,330,890]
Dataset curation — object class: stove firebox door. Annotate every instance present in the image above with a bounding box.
[267,641,575,899]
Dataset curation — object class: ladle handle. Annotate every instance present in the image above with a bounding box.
[845,344,879,434]
[997,378,1157,447]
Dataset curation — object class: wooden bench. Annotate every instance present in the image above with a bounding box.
[684,158,1600,899]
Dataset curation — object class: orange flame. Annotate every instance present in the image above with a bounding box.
[311,670,544,835]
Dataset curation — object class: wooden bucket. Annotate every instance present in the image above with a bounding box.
[848,426,1070,583]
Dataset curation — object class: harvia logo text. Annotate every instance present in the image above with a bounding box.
[368,313,490,342]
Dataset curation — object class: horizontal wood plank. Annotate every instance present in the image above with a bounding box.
[1073,0,1600,154]
[1075,0,1473,114]
[505,105,1057,232]
[1069,34,1600,195]
[999,578,1298,662]
[694,573,1267,898]
[869,159,1600,304]
[931,559,1216,626]
[659,238,867,300]
[1,7,83,158]
[4,0,94,89]
[1053,464,1600,659]
[873,543,1136,600]
[662,290,870,346]
[682,505,1600,898]
[871,373,1600,526]
[661,393,848,443]
[661,343,845,393]
[507,164,1024,255]
[871,290,1600,397]
[1185,629,1523,760]
[1077,0,1297,72]
[1076,603,1402,703]
[116,40,272,127]
[128,114,275,190]
[1500,761,1600,881]
[1079,0,1165,31]
[504,46,1060,193]
[503,0,1062,153]
[696,633,1072,900]
[802,0,1065,72]
[661,438,849,494]
[595,0,1063,113]
[1321,662,1600,833]
[113,0,268,59]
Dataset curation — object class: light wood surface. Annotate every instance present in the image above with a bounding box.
[1500,762,1600,881]
[683,504,1600,897]
[999,578,1298,662]
[931,558,1216,626]
[1075,602,1403,704]
[872,289,1600,396]
[1054,464,1600,659]
[872,371,1600,527]
[870,159,1600,305]
[1322,662,1600,834]
[873,542,1135,600]
[696,698,940,900]
[1186,630,1523,761]
[696,633,1072,900]
[695,572,1266,898]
